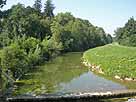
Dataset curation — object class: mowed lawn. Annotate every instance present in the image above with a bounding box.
[83,43,136,78]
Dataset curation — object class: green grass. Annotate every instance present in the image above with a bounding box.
[83,43,136,78]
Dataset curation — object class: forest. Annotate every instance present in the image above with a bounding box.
[0,0,112,81]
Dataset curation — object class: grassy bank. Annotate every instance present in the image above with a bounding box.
[83,43,136,79]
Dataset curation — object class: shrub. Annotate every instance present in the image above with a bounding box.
[0,43,28,79]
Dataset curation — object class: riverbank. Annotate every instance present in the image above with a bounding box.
[3,52,136,101]
[83,43,136,81]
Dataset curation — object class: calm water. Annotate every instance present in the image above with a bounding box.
[14,52,126,95]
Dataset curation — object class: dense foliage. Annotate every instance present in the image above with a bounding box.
[0,0,112,80]
[115,17,136,46]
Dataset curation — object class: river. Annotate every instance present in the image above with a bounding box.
[13,52,127,96]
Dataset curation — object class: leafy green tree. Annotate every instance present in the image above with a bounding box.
[50,13,74,51]
[40,17,52,39]
[70,19,86,50]
[41,37,50,60]
[115,17,136,46]
[106,34,113,43]
[20,37,40,54]
[50,12,108,52]
[2,4,49,40]
[50,21,64,51]
[44,0,55,18]
[33,0,42,12]
[2,4,26,38]
[54,12,74,26]
[0,32,11,47]
[95,27,108,45]
[0,43,28,79]
[28,44,42,66]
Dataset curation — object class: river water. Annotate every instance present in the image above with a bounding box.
[13,52,127,96]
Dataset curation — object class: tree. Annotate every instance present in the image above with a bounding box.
[50,13,75,51]
[44,0,55,18]
[2,4,26,38]
[106,34,113,44]
[95,27,108,45]
[0,43,28,79]
[33,0,42,12]
[0,0,6,8]
[2,4,49,40]
[49,12,108,52]
[49,21,64,51]
[115,17,136,46]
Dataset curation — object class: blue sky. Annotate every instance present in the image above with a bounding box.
[2,0,136,35]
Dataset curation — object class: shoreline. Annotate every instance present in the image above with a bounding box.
[82,58,136,82]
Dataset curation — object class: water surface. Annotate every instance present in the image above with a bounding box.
[14,52,126,95]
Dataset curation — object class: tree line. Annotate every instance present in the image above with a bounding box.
[115,17,136,47]
[0,0,112,80]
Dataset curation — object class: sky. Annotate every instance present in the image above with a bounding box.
[2,0,136,35]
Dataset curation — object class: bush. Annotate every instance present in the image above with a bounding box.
[28,44,42,66]
[0,36,52,80]
[41,37,50,60]
[0,43,28,79]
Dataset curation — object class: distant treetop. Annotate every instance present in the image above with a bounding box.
[0,0,6,8]
[44,0,55,18]
[33,0,42,12]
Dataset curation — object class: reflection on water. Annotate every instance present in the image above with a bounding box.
[14,52,126,95]
[58,71,126,93]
